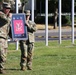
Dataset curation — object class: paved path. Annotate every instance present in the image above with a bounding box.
[35,28,76,41]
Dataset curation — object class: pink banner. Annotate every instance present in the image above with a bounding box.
[13,20,24,34]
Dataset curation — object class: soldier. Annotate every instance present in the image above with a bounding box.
[19,10,37,71]
[0,2,11,74]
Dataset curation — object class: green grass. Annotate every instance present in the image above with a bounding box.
[5,40,76,75]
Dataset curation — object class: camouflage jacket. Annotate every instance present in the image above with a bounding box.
[26,20,37,43]
[0,11,11,39]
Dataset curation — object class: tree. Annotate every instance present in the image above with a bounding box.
[53,0,58,29]
[49,0,58,29]
[0,0,3,9]
[20,0,28,12]
[49,0,76,29]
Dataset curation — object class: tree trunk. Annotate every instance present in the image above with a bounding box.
[22,3,25,13]
[53,2,58,29]
[21,0,28,13]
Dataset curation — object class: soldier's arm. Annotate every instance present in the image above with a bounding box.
[27,21,37,32]
[0,12,8,22]
[7,13,12,21]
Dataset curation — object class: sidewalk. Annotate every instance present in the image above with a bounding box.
[35,25,76,39]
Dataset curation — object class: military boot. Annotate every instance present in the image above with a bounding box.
[27,66,32,70]
[27,61,32,70]
[0,69,6,74]
[21,66,26,71]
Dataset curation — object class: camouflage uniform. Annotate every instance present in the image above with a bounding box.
[0,7,11,72]
[19,20,37,70]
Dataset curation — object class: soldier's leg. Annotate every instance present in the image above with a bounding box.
[0,39,7,74]
[19,41,27,70]
[27,43,34,70]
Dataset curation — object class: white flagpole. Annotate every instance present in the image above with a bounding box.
[15,0,19,50]
[16,0,18,14]
[45,0,48,46]
[31,0,34,21]
[59,0,62,44]
[71,0,74,44]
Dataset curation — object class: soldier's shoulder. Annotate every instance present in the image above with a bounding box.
[29,20,35,23]
[0,11,5,17]
[29,20,36,25]
[0,11,6,19]
[0,11,4,15]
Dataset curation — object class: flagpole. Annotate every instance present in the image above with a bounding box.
[15,0,19,50]
[71,0,74,44]
[45,0,48,46]
[59,0,62,44]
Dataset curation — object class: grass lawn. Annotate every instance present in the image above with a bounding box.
[5,40,76,75]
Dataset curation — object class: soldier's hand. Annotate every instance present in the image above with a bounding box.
[8,13,12,18]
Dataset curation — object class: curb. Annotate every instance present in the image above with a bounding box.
[35,35,76,38]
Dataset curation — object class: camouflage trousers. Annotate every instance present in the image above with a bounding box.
[19,40,34,68]
[0,38,8,70]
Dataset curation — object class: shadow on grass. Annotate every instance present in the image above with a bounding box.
[4,68,20,71]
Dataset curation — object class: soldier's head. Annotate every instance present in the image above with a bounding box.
[24,10,31,20]
[3,2,11,15]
